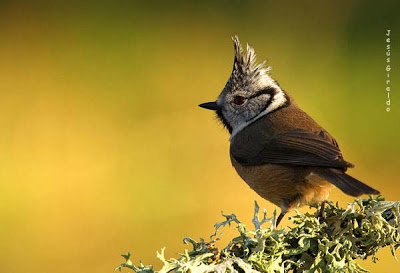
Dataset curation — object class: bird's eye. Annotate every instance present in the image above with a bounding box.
[233,96,246,105]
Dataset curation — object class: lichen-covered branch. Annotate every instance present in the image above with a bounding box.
[115,196,400,273]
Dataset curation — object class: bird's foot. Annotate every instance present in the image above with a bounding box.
[318,201,327,223]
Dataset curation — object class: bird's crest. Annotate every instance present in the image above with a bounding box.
[231,35,271,82]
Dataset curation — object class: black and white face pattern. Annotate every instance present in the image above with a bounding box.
[215,36,289,140]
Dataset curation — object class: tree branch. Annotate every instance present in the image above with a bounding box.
[115,196,400,273]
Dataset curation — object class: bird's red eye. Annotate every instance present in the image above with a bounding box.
[233,96,246,105]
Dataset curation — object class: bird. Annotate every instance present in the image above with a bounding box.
[199,35,380,226]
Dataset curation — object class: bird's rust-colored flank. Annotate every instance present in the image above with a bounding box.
[231,155,333,210]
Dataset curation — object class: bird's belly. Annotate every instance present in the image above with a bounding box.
[230,155,333,209]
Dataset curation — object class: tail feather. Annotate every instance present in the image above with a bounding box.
[316,168,380,197]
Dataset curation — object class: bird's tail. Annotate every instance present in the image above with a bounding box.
[316,168,380,197]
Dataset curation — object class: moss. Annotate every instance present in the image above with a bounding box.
[115,196,400,273]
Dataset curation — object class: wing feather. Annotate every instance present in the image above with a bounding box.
[231,129,353,169]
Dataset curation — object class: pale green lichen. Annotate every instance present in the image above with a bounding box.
[115,196,400,273]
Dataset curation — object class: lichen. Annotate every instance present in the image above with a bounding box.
[115,196,400,273]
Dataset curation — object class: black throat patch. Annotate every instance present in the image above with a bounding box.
[216,109,233,134]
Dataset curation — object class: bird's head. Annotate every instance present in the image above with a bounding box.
[199,35,289,139]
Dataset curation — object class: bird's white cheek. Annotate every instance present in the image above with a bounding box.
[265,88,287,114]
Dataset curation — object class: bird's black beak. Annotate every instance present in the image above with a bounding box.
[198,101,220,111]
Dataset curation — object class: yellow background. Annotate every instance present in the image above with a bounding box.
[0,1,399,272]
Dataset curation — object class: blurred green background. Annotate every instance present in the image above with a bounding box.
[0,0,399,272]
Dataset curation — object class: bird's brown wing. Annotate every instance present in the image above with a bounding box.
[231,129,353,170]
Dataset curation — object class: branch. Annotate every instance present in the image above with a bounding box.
[115,196,400,273]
